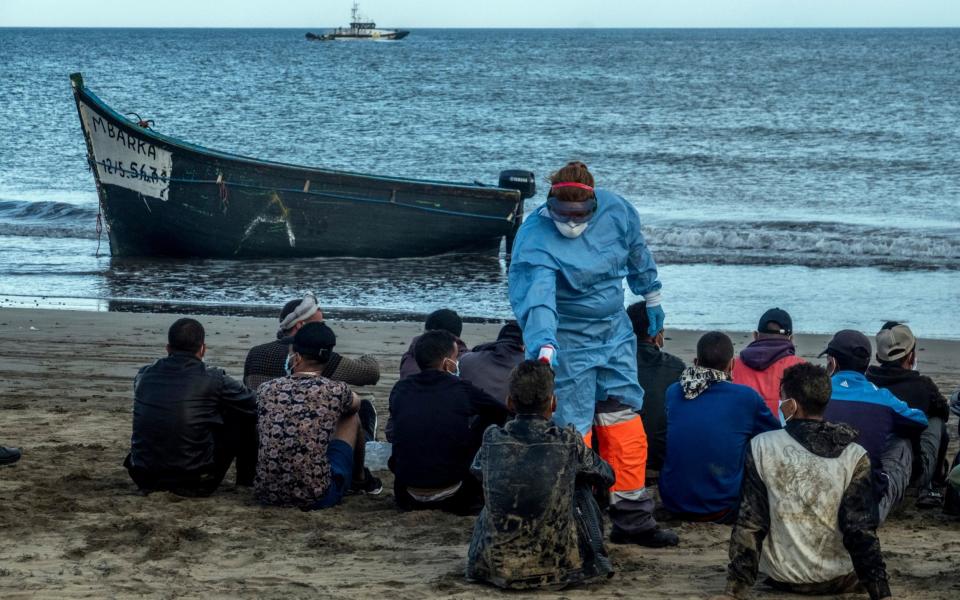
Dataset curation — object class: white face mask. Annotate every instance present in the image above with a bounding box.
[554,220,589,239]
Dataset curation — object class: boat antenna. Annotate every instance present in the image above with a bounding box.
[352,1,359,23]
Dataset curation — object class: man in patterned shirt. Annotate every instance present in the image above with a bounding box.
[254,322,364,509]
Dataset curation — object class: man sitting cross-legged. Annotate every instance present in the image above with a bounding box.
[254,322,370,509]
[865,322,951,509]
[821,330,928,522]
[658,332,779,523]
[716,363,892,600]
[467,360,614,590]
[388,329,509,514]
[125,318,257,497]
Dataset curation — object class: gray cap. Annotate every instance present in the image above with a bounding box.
[876,324,916,362]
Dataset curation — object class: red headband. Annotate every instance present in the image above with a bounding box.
[550,182,594,192]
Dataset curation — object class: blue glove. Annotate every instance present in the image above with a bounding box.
[646,304,665,337]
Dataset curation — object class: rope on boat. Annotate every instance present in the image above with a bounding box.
[216,172,230,214]
[86,158,513,222]
[95,211,103,257]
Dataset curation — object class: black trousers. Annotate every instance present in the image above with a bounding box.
[125,413,258,497]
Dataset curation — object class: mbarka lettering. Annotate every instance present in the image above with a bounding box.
[79,102,173,201]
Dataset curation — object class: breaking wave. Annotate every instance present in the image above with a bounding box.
[647,220,960,270]
[0,199,100,239]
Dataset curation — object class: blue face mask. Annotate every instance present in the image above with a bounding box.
[778,398,795,427]
[444,357,460,377]
[284,353,295,376]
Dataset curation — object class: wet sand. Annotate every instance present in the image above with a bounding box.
[0,307,958,599]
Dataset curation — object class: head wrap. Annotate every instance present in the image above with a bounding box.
[277,292,319,338]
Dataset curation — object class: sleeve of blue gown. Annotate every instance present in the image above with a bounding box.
[624,200,662,297]
[508,257,559,360]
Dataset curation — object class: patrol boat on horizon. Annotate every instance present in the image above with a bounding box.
[305,2,410,42]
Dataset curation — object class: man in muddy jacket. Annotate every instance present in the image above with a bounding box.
[467,361,614,590]
[719,363,891,600]
[732,308,804,416]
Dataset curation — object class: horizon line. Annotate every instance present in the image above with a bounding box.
[2,25,960,30]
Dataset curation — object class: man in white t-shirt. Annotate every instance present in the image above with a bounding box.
[713,363,892,600]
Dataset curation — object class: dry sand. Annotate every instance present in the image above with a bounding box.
[0,307,958,599]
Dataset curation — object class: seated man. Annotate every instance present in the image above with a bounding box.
[389,329,509,514]
[659,332,779,523]
[865,322,950,508]
[718,363,891,600]
[254,322,367,509]
[399,308,468,379]
[244,293,381,458]
[821,330,928,522]
[125,318,257,497]
[244,293,381,390]
[0,444,21,466]
[459,321,525,406]
[626,300,684,475]
[731,308,805,416]
[467,361,614,590]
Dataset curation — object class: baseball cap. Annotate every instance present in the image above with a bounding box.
[818,329,871,360]
[280,321,336,358]
[876,324,916,362]
[758,308,792,336]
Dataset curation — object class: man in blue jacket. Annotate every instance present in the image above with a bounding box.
[659,332,780,523]
[821,330,928,522]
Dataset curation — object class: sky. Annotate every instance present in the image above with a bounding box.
[1,0,958,28]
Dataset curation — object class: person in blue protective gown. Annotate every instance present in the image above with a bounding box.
[508,161,679,547]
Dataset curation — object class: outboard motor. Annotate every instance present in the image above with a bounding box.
[498,170,536,257]
[498,169,537,200]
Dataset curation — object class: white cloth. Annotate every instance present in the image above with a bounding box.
[752,429,867,584]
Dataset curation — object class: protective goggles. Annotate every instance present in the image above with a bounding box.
[546,183,597,224]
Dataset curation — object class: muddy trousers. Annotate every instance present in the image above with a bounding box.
[587,398,658,535]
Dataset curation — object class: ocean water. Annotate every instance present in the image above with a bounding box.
[0,28,958,336]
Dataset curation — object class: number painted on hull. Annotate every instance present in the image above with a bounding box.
[79,101,174,201]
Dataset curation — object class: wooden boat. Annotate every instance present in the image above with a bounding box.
[70,73,533,258]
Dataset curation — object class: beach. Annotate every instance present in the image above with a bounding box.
[0,306,958,598]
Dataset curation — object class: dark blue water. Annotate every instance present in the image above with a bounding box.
[1,28,958,335]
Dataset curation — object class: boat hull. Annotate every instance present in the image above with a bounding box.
[70,74,520,259]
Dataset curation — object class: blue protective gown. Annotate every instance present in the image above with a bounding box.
[508,189,661,435]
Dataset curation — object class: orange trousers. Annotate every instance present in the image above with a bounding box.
[585,401,648,495]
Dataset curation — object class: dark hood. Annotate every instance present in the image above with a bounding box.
[865,364,919,386]
[785,419,860,458]
[739,338,796,371]
[470,324,523,354]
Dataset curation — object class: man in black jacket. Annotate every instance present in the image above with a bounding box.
[124,318,257,497]
[388,329,509,514]
[626,301,684,475]
[865,322,950,508]
[459,321,525,406]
